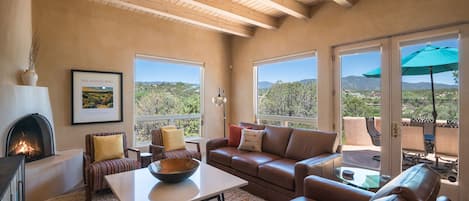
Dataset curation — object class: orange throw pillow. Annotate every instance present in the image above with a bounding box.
[228,124,251,147]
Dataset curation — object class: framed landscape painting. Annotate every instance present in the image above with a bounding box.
[71,70,123,125]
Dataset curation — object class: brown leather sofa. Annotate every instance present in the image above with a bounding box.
[206,123,342,201]
[291,163,451,201]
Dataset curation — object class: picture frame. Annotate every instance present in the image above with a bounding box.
[71,70,123,125]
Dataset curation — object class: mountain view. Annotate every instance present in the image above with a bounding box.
[259,76,458,91]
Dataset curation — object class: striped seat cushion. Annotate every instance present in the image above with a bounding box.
[88,158,140,191]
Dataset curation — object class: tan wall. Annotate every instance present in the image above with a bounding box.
[0,0,31,85]
[32,0,231,150]
[230,0,469,130]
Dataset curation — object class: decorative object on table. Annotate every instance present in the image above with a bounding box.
[22,34,40,86]
[71,70,123,125]
[342,169,354,180]
[148,158,200,183]
[211,88,227,137]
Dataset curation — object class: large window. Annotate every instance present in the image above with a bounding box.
[255,53,318,129]
[134,56,203,146]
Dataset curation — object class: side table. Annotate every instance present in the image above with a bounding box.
[140,152,152,168]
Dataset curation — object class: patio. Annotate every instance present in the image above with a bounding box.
[342,117,458,182]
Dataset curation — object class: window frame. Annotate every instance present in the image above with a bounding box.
[252,50,318,128]
[133,54,205,146]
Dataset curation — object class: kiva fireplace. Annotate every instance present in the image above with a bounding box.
[5,113,55,162]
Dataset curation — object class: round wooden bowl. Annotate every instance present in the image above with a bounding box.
[148,158,200,183]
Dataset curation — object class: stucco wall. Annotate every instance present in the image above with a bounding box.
[32,0,231,150]
[0,0,31,85]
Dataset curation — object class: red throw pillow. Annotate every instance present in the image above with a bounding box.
[228,124,251,147]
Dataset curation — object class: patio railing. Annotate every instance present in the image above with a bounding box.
[134,114,201,146]
[257,114,317,129]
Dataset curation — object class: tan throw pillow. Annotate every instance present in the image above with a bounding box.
[238,129,265,152]
[93,134,125,162]
[162,128,186,151]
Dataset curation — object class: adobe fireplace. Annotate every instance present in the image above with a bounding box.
[5,113,55,162]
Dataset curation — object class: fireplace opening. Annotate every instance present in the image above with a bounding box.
[5,113,55,162]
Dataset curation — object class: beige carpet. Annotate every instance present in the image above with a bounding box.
[46,188,265,201]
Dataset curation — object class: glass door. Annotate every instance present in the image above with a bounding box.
[334,39,392,177]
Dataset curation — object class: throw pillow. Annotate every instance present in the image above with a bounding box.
[228,124,251,147]
[93,134,125,162]
[238,129,264,152]
[162,128,186,151]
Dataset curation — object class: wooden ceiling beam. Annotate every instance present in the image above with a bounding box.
[111,0,254,37]
[332,0,357,7]
[182,0,278,29]
[264,0,310,19]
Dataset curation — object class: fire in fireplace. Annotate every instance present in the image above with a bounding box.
[5,113,55,162]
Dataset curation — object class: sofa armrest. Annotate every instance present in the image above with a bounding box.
[185,141,201,153]
[127,147,141,162]
[206,138,228,160]
[83,152,91,185]
[302,175,373,201]
[149,144,165,161]
[294,153,342,196]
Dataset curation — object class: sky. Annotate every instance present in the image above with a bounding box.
[135,58,200,84]
[341,38,459,85]
[135,38,458,85]
[257,56,317,83]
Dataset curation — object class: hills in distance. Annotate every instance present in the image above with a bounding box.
[258,75,458,91]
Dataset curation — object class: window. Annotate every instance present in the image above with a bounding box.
[134,56,203,146]
[254,53,318,129]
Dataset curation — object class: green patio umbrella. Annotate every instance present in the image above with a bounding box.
[363,45,459,123]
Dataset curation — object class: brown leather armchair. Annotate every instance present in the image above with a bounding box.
[149,128,201,161]
[291,164,451,201]
[84,132,141,201]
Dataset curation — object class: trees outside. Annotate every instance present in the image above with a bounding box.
[135,82,200,145]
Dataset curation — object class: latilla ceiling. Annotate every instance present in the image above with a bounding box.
[92,0,358,37]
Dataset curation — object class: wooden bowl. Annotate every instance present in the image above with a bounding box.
[148,158,200,183]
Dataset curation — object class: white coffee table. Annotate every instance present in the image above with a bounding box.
[105,162,248,201]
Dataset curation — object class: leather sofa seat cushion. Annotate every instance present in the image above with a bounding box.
[285,129,337,161]
[371,164,440,201]
[231,152,280,176]
[258,159,296,190]
[262,125,293,156]
[239,122,266,130]
[210,147,247,166]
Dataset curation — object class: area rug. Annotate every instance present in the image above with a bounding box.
[46,188,265,201]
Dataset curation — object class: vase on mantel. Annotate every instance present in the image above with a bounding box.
[21,68,38,86]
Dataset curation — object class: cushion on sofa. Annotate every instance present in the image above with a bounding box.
[238,129,265,152]
[228,124,251,147]
[210,147,247,166]
[262,125,293,156]
[231,152,280,176]
[285,129,337,161]
[239,122,265,130]
[258,158,296,190]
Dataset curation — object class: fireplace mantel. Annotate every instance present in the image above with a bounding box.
[0,85,56,158]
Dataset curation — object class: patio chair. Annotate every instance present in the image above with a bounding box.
[401,125,426,165]
[365,117,381,161]
[434,126,458,172]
